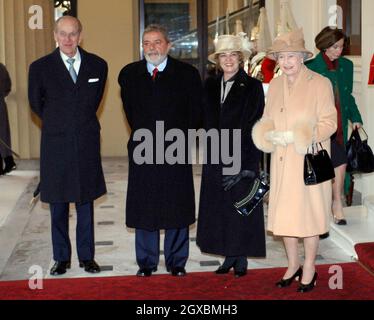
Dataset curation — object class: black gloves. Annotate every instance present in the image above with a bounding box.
[222,170,255,191]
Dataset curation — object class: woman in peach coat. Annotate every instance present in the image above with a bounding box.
[252,29,337,293]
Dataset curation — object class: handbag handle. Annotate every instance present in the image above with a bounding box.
[307,142,324,155]
[352,127,368,141]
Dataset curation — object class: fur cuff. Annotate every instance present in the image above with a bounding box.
[293,120,314,155]
[252,118,275,153]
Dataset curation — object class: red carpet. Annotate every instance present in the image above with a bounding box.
[0,263,373,300]
[355,242,374,273]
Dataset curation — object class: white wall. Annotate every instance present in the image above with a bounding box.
[359,0,374,199]
[265,0,335,53]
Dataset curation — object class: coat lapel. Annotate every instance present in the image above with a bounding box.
[204,74,221,121]
[221,69,248,111]
[52,47,91,89]
[160,56,176,108]
[52,49,76,89]
[76,48,90,88]
[212,75,221,112]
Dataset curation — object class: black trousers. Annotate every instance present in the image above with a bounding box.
[50,202,95,262]
[135,227,189,270]
[221,256,248,271]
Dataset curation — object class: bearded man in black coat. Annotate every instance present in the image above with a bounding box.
[28,16,108,276]
[118,24,202,277]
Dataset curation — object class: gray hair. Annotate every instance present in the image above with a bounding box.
[143,24,170,43]
[54,15,83,33]
[274,52,310,62]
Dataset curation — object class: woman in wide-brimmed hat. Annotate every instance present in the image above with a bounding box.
[306,27,363,225]
[197,34,266,277]
[252,28,337,292]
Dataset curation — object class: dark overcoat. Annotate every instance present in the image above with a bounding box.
[118,56,202,230]
[196,69,266,257]
[28,48,108,203]
[0,63,12,157]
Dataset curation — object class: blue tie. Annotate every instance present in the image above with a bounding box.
[67,58,77,83]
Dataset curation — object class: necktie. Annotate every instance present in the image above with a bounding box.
[67,58,77,83]
[152,68,158,81]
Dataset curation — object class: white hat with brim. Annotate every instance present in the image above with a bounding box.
[208,34,252,64]
[267,28,313,61]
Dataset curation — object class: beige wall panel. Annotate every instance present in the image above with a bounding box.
[1,0,54,159]
[78,0,137,156]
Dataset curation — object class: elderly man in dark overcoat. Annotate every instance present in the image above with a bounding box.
[118,24,202,277]
[28,16,108,276]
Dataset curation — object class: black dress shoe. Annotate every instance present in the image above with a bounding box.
[3,156,16,174]
[215,266,232,274]
[50,261,71,275]
[297,272,318,293]
[170,267,186,277]
[136,267,157,277]
[319,232,330,239]
[234,269,247,278]
[0,157,4,175]
[276,267,302,288]
[79,260,101,273]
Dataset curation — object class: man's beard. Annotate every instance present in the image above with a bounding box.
[144,51,167,66]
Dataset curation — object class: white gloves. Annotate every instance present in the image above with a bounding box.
[265,130,294,147]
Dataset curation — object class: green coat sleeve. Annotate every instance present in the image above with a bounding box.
[343,59,363,124]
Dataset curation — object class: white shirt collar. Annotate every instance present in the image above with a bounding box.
[60,48,82,74]
[147,57,168,75]
[60,48,81,64]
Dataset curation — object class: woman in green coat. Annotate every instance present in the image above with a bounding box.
[306,27,363,225]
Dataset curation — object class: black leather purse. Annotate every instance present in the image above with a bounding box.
[304,143,335,185]
[346,128,374,174]
[233,173,269,216]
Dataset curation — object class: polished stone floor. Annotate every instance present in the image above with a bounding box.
[0,158,355,281]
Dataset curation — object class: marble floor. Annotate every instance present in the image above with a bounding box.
[0,158,355,281]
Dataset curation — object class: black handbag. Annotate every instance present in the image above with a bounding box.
[346,128,374,174]
[304,143,335,185]
[233,173,269,216]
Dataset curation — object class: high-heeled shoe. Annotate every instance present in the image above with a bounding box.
[297,272,318,293]
[319,232,330,239]
[334,217,347,225]
[332,201,347,225]
[215,265,232,274]
[234,269,247,278]
[276,267,302,288]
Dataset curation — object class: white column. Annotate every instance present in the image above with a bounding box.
[360,0,374,199]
